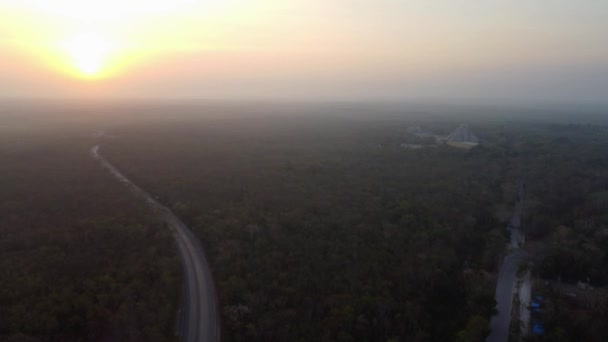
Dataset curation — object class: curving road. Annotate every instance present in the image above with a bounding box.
[92,145,220,342]
[487,179,527,342]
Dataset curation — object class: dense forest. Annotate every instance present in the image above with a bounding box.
[104,112,508,341]
[499,123,608,341]
[2,102,607,341]
[0,121,180,341]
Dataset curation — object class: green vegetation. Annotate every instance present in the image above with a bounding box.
[3,102,607,341]
[510,124,608,286]
[500,123,608,341]
[104,113,503,341]
[0,124,179,341]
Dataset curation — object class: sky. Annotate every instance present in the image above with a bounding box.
[0,0,607,103]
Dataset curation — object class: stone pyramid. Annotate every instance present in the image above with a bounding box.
[447,124,479,144]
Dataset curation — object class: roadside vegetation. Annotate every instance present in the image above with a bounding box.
[503,123,608,341]
[0,124,179,341]
[3,103,607,341]
[104,113,506,341]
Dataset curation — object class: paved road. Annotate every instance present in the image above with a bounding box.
[519,271,532,337]
[487,179,527,342]
[92,145,220,342]
[486,250,526,342]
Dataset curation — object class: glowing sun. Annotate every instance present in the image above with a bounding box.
[59,33,117,79]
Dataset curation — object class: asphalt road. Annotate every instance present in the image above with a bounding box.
[486,250,526,342]
[519,271,532,337]
[92,145,220,342]
[487,179,527,342]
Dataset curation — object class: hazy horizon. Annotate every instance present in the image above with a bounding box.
[1,1,607,104]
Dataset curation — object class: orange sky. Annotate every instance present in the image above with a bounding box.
[1,0,607,102]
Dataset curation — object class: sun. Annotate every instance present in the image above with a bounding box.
[59,32,117,79]
[5,0,232,80]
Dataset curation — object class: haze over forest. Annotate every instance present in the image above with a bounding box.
[1,1,608,342]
